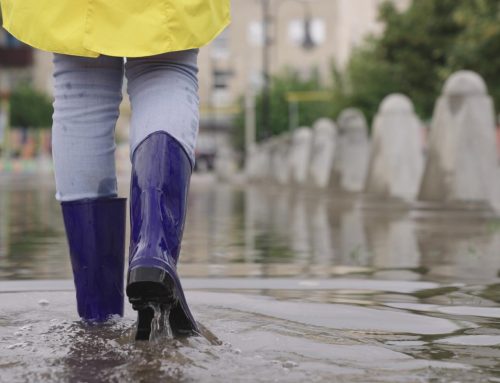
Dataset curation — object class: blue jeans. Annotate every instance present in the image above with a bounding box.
[51,50,199,201]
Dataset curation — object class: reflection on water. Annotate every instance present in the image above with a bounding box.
[1,174,500,381]
[0,175,69,280]
[3,174,500,283]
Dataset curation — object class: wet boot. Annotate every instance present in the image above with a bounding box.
[126,132,199,340]
[61,198,127,322]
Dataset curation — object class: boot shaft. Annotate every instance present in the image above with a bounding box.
[62,198,127,321]
[129,132,192,267]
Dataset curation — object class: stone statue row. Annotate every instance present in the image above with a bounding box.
[246,70,500,209]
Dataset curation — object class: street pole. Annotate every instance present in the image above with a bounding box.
[261,0,271,141]
[288,100,299,132]
[245,89,256,152]
[0,71,11,172]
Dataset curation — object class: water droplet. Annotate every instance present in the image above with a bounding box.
[8,342,25,349]
[38,299,50,306]
[282,361,298,369]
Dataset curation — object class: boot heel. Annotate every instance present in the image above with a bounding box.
[135,306,154,340]
[127,267,177,340]
[127,267,176,308]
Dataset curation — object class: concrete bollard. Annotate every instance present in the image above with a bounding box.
[365,94,424,200]
[245,143,271,182]
[308,118,337,188]
[258,140,273,181]
[215,146,237,182]
[245,144,259,181]
[289,127,313,185]
[270,133,292,185]
[336,108,370,192]
[419,70,499,207]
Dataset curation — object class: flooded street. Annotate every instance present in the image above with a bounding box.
[1,174,500,382]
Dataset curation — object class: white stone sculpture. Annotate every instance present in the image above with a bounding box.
[215,145,237,182]
[336,108,370,192]
[365,94,424,200]
[308,118,337,188]
[419,70,499,208]
[270,133,292,185]
[245,143,271,182]
[289,127,313,185]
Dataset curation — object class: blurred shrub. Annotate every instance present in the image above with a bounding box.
[10,84,53,128]
[337,0,500,123]
[232,68,332,152]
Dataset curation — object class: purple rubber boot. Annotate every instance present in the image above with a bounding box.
[61,198,126,322]
[126,132,199,340]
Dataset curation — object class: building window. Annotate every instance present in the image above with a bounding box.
[248,21,264,47]
[212,88,232,108]
[211,28,230,59]
[212,69,233,89]
[288,18,325,47]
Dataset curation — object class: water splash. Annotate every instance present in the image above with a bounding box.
[148,303,173,342]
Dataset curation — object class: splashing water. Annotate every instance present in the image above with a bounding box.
[148,303,173,342]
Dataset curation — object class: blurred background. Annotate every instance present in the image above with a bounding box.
[4,0,499,173]
[3,3,500,380]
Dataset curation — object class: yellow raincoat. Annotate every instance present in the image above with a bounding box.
[0,0,230,58]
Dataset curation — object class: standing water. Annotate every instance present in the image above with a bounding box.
[1,173,500,382]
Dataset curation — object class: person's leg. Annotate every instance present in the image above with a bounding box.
[124,49,199,339]
[125,49,199,165]
[52,54,127,321]
[52,54,124,201]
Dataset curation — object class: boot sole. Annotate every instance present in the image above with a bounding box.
[127,267,176,340]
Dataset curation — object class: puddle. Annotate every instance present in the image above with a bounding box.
[1,175,500,381]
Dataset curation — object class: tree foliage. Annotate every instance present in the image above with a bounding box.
[337,0,500,123]
[233,68,331,152]
[10,84,53,129]
[448,0,500,107]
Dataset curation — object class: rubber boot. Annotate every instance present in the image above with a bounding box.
[61,198,127,322]
[126,132,199,339]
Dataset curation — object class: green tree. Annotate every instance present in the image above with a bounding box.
[337,0,500,123]
[339,0,465,123]
[10,84,53,128]
[448,0,500,107]
[233,68,331,152]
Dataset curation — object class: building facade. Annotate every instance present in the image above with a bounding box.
[198,0,411,114]
[194,0,410,162]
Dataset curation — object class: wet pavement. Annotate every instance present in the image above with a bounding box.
[1,173,500,382]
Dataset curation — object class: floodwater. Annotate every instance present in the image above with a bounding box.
[1,173,500,382]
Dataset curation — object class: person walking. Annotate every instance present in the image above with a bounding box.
[1,0,230,340]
